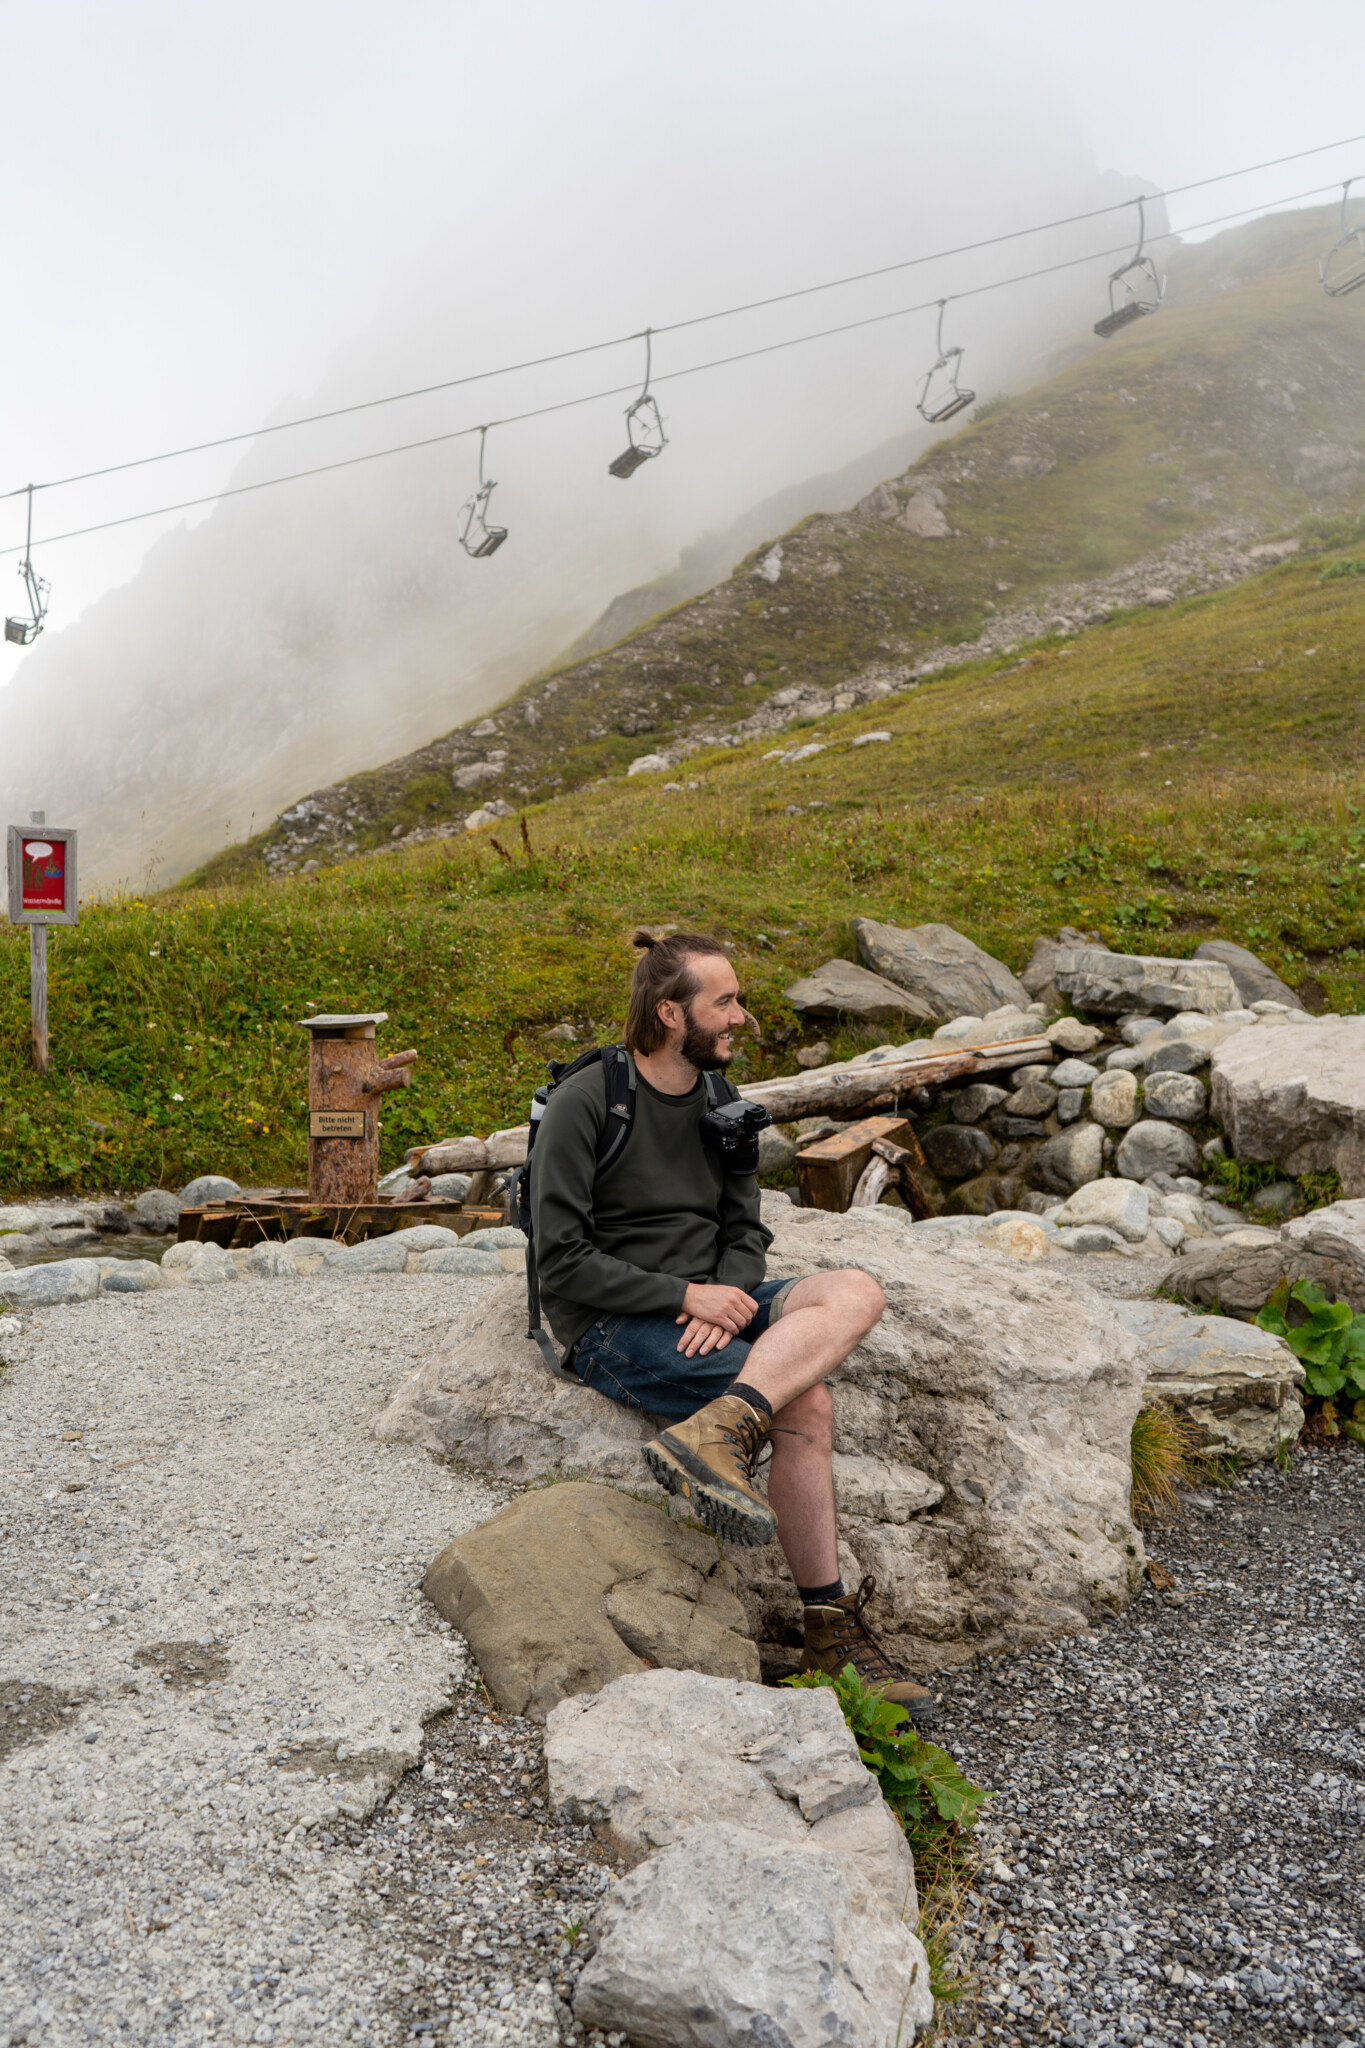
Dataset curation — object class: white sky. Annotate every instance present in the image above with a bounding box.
[1,0,1362,693]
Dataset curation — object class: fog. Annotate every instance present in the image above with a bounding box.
[2,0,1362,890]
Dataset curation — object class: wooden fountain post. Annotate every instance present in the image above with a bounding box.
[296,1012,417,1205]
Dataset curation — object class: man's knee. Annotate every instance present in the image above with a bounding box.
[833,1265,885,1333]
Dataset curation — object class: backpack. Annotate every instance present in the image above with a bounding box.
[515,1044,741,1376]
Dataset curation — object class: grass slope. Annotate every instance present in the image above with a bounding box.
[188,209,1365,889]
[4,549,1365,1195]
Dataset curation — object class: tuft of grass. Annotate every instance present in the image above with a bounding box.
[1130,1403,1204,1518]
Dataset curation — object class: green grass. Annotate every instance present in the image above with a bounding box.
[3,554,1365,1195]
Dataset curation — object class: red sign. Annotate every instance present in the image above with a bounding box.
[21,837,66,913]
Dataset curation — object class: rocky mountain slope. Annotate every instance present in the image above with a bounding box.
[194,205,1365,888]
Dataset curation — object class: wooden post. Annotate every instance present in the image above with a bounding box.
[297,1013,417,1206]
[30,920,49,1074]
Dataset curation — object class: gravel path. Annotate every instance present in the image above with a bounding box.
[0,1276,554,2048]
[933,1445,1365,2048]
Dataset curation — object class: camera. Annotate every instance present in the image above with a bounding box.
[699,1096,772,1174]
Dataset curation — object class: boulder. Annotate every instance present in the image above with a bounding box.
[0,1205,43,1234]
[320,1236,409,1274]
[1192,940,1304,1011]
[1142,1071,1207,1122]
[852,918,1029,1021]
[1056,1089,1085,1125]
[246,1241,299,1279]
[1115,1121,1202,1181]
[785,959,929,1025]
[184,1243,239,1287]
[1090,1069,1139,1128]
[131,1189,182,1232]
[418,1245,507,1276]
[98,1259,166,1294]
[424,1486,758,1721]
[381,1205,1148,1667]
[1055,1225,1123,1255]
[573,1822,934,2047]
[1210,1018,1365,1194]
[0,1259,102,1305]
[1115,1301,1304,1463]
[1156,1216,1365,1319]
[758,1126,798,1176]
[1002,1077,1058,1119]
[1051,1059,1099,1089]
[1050,948,1239,1018]
[952,1083,1008,1124]
[1028,1122,1104,1195]
[545,1669,917,1917]
[1045,1017,1106,1055]
[1021,929,1108,1004]
[179,1175,241,1206]
[1053,1179,1149,1243]
[922,1123,995,1182]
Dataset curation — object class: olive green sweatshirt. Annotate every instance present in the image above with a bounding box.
[530,1059,772,1352]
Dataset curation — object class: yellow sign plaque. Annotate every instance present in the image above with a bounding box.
[310,1111,366,1138]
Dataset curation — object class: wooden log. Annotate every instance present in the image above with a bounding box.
[851,1135,935,1220]
[302,1021,419,1206]
[737,1035,1054,1122]
[795,1116,912,1214]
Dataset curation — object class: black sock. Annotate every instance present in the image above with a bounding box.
[726,1380,772,1419]
[799,1579,846,1607]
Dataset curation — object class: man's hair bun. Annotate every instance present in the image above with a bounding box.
[631,927,659,951]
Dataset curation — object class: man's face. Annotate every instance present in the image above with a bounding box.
[665,953,746,1070]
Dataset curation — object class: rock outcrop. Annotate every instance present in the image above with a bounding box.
[1193,940,1304,1011]
[784,958,930,1024]
[1115,1300,1304,1462]
[423,1484,758,1720]
[1210,1018,1365,1194]
[379,1204,1148,1666]
[852,918,1029,1021]
[1050,947,1240,1017]
[1162,1199,1365,1318]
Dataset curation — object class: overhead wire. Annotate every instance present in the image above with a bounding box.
[0,172,1356,561]
[3,129,1363,507]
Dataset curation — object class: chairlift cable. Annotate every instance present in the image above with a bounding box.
[5,131,1364,508]
[0,173,1357,563]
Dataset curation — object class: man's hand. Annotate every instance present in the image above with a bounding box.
[680,1282,757,1335]
[674,1317,734,1357]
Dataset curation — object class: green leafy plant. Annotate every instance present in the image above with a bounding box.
[784,1664,987,1852]
[1319,557,1365,583]
[1207,1155,1341,1213]
[1256,1279,1365,1405]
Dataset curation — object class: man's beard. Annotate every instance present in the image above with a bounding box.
[680,1009,732,1072]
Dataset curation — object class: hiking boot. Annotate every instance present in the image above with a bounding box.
[801,1576,936,1725]
[643,1394,778,1548]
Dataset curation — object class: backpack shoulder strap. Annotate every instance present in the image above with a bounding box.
[702,1067,741,1108]
[595,1044,637,1170]
[523,1043,635,1381]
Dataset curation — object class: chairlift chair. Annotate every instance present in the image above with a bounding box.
[1094,197,1165,338]
[609,330,668,478]
[1320,180,1365,299]
[917,301,976,425]
[458,427,508,558]
[4,486,49,645]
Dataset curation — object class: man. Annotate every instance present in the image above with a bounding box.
[530,927,933,1718]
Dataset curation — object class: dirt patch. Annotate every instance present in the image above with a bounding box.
[0,1681,79,1764]
[131,1639,231,1689]
[273,1740,409,1784]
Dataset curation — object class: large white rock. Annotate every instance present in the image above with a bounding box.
[545,1669,918,1915]
[1090,1068,1139,1128]
[1210,1018,1365,1195]
[1115,1120,1202,1180]
[852,918,1029,1021]
[1054,1178,1149,1243]
[1114,1300,1304,1463]
[1051,948,1240,1017]
[376,1207,1148,1666]
[574,1822,934,2046]
[0,1259,102,1305]
[785,959,930,1025]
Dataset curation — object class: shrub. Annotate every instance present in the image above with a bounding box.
[1256,1279,1365,1441]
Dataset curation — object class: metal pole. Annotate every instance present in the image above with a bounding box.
[30,922,49,1073]
[28,808,49,1074]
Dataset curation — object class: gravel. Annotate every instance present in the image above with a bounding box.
[931,1444,1365,2047]
[0,1274,591,2048]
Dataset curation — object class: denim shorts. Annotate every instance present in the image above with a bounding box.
[568,1277,801,1423]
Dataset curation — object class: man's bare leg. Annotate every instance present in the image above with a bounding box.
[766,1382,838,1585]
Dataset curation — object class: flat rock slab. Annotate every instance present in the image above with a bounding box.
[784,958,929,1024]
[1114,1300,1305,1462]
[1211,1018,1365,1194]
[545,1667,918,1916]
[0,1259,102,1305]
[1051,947,1239,1017]
[1193,938,1304,1010]
[423,1484,758,1721]
[852,916,1028,1021]
[573,1821,933,2047]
